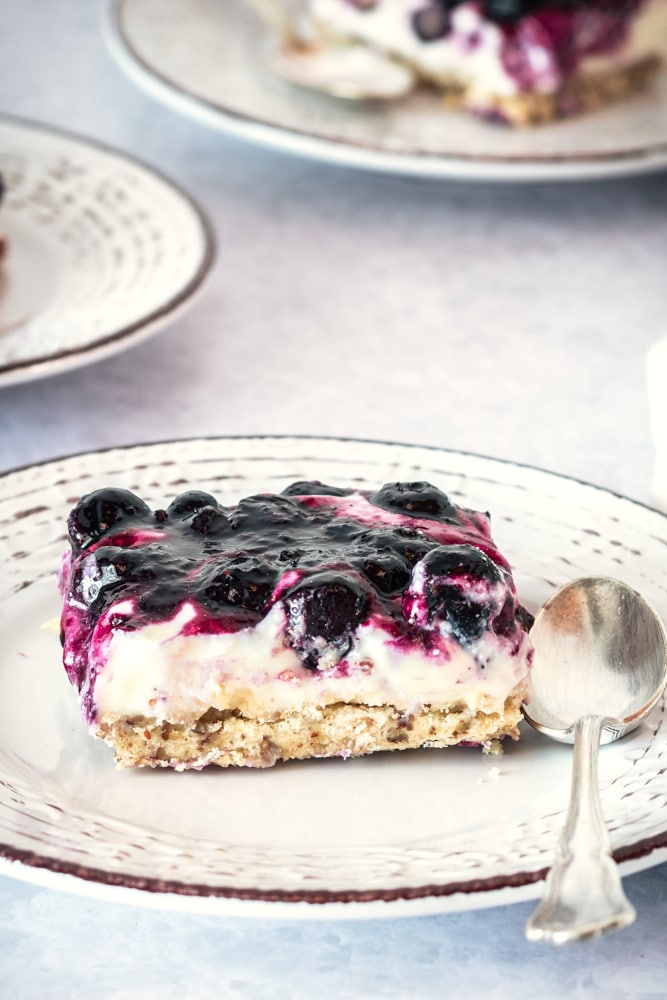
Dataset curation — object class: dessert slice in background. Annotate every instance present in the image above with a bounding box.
[59,480,533,769]
[309,0,667,124]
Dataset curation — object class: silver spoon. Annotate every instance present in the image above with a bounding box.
[522,576,667,944]
[243,0,416,101]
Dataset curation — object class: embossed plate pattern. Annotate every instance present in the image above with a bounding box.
[0,116,214,386]
[1,436,667,918]
[106,0,667,182]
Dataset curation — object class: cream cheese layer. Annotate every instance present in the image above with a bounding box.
[92,598,532,725]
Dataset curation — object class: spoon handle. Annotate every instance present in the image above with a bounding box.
[526,713,636,944]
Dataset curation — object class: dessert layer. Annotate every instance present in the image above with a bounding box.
[311,0,667,108]
[99,692,526,770]
[59,480,533,767]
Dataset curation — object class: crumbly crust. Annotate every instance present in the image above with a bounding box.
[97,681,529,769]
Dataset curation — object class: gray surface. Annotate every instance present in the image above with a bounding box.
[1,1,667,996]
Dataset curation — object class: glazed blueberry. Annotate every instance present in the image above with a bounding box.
[421,544,502,585]
[370,526,432,566]
[231,494,304,530]
[412,1,451,41]
[95,546,157,583]
[322,518,366,547]
[277,547,305,567]
[419,544,504,643]
[167,490,219,519]
[73,545,152,614]
[369,482,458,522]
[281,480,353,498]
[359,552,412,595]
[483,0,539,21]
[67,488,151,550]
[200,557,277,613]
[283,571,370,669]
[189,505,230,536]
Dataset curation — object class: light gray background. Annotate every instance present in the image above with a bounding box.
[1,2,667,997]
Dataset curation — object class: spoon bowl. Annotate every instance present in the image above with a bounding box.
[523,576,667,944]
[524,575,667,742]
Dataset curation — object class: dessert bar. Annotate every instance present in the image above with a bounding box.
[59,480,533,769]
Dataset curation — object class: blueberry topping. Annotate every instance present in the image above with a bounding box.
[95,546,158,585]
[64,481,525,658]
[200,557,276,613]
[412,2,451,41]
[359,552,412,595]
[283,571,370,669]
[418,544,505,643]
[421,544,503,588]
[370,527,432,566]
[369,482,458,522]
[189,505,229,536]
[281,480,353,498]
[67,488,151,550]
[405,0,608,33]
[231,494,305,530]
[167,491,219,518]
[76,542,194,618]
[483,0,534,21]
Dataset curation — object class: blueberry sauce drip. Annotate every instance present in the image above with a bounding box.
[61,481,531,683]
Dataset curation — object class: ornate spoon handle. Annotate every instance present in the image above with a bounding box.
[526,713,636,944]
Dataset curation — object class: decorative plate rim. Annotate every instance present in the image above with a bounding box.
[0,113,216,386]
[1,430,663,518]
[3,434,667,916]
[105,0,667,183]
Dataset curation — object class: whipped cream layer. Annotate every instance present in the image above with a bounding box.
[59,481,533,735]
[88,595,530,725]
[311,0,667,100]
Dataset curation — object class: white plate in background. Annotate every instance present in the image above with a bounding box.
[0,116,214,386]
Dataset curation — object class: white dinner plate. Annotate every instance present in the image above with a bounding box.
[0,116,214,387]
[2,436,667,918]
[106,0,667,183]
